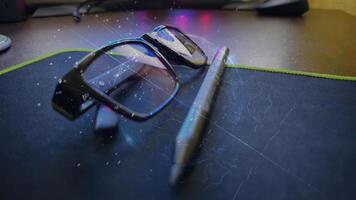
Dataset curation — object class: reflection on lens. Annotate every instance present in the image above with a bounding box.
[154,27,207,66]
[82,43,176,114]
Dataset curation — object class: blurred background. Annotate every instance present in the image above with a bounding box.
[309,0,356,16]
[22,0,356,16]
[1,0,356,75]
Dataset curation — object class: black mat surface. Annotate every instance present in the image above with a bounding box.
[0,51,356,200]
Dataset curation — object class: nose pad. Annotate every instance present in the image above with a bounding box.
[185,44,196,54]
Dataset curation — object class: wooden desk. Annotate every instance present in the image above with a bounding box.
[1,9,356,76]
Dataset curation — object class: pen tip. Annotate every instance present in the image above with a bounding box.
[169,164,183,184]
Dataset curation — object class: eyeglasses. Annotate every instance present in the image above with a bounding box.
[52,25,208,121]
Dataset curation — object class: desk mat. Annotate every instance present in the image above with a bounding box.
[0,50,356,200]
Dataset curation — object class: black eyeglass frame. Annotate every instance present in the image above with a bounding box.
[143,25,208,68]
[52,25,208,121]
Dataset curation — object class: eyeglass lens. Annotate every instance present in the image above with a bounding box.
[82,43,177,114]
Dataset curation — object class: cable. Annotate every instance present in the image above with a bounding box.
[73,0,105,22]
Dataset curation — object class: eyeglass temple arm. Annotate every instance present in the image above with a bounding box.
[94,104,120,134]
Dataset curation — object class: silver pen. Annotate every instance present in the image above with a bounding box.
[170,47,230,184]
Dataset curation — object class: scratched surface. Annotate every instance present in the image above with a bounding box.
[0,52,356,200]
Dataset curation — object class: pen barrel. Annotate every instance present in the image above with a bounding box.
[174,46,229,165]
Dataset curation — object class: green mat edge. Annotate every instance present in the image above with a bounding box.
[1,49,356,82]
[227,64,356,82]
[0,48,92,76]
